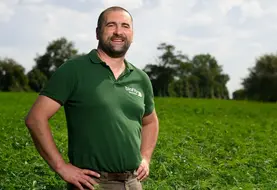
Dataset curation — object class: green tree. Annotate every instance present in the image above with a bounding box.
[27,68,47,92]
[34,37,78,79]
[144,43,230,99]
[191,54,229,99]
[144,43,189,97]
[144,64,174,96]
[0,58,29,91]
[242,53,277,102]
[233,89,246,100]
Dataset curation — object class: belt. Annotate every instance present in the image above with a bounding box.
[99,170,137,181]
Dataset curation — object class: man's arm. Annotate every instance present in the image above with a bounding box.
[25,95,99,190]
[137,110,159,181]
[25,95,64,171]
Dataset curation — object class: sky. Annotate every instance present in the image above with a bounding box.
[0,0,277,95]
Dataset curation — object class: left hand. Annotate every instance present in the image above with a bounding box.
[137,158,150,181]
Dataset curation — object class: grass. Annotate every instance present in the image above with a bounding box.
[1,92,277,189]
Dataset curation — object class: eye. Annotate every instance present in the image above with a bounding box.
[106,22,115,27]
[122,24,130,28]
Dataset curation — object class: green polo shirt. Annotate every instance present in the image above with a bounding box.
[40,49,154,173]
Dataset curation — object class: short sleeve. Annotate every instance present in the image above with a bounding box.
[144,74,155,116]
[39,61,76,106]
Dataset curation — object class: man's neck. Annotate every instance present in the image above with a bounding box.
[96,48,125,71]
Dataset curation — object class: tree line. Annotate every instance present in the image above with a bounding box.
[144,43,229,99]
[0,37,276,102]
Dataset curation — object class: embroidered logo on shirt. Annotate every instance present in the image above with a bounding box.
[125,86,142,97]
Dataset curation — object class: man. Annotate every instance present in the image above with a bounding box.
[25,6,159,190]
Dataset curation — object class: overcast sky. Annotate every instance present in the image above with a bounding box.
[1,0,276,95]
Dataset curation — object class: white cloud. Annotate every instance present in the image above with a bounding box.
[218,0,244,15]
[38,5,95,41]
[19,0,45,4]
[241,1,263,19]
[0,1,17,22]
[103,0,143,10]
[184,14,214,27]
[1,0,277,96]
[0,2,100,71]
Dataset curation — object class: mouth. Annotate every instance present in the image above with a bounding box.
[111,37,125,43]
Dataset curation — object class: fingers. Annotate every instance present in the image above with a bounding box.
[79,177,94,190]
[137,170,144,181]
[74,182,84,190]
[83,169,101,178]
[137,170,148,181]
[73,175,98,190]
[137,165,143,176]
[82,175,98,186]
[61,164,99,190]
[137,164,149,181]
[79,170,99,189]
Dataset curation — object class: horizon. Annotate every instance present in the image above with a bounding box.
[1,0,277,95]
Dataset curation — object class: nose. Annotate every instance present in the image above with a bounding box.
[113,25,123,35]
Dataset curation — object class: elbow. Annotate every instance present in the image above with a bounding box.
[25,114,41,130]
[25,115,34,129]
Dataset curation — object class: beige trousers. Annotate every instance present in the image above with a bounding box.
[92,177,142,190]
[69,171,143,190]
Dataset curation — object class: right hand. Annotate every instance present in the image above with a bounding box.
[57,163,100,190]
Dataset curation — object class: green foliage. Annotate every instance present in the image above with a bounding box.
[0,37,82,93]
[33,37,78,79]
[1,93,277,189]
[2,37,277,101]
[144,43,182,97]
[27,68,48,92]
[191,54,229,99]
[0,58,29,92]
[0,92,68,189]
[233,89,246,100]
[144,43,230,99]
[242,53,277,102]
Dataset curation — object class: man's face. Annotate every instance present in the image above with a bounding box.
[97,10,133,58]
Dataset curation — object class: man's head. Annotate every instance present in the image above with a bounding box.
[96,6,133,58]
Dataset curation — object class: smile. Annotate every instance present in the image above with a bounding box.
[112,39,124,42]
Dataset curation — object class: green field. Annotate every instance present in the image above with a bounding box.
[1,92,277,190]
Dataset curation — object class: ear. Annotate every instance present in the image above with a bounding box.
[96,27,100,40]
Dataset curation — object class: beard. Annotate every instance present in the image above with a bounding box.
[98,34,131,58]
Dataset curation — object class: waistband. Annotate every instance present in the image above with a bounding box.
[99,170,138,181]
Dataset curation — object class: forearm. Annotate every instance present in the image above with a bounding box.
[140,120,159,163]
[26,119,65,173]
